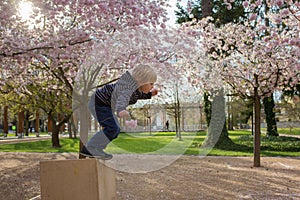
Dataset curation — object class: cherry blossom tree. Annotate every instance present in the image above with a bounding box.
[185,0,299,166]
[1,0,200,151]
[175,0,242,149]
[0,0,171,147]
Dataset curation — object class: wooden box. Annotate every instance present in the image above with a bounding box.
[40,159,116,200]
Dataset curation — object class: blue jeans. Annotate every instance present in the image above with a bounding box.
[95,104,121,141]
[87,93,120,150]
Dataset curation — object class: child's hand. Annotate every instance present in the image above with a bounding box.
[151,88,158,96]
[118,110,130,118]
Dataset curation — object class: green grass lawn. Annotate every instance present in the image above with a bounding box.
[277,127,300,135]
[0,129,299,157]
[211,130,300,157]
[0,138,78,153]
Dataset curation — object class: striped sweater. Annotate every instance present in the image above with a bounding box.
[95,71,152,114]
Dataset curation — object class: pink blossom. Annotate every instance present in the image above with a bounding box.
[249,13,257,21]
[290,39,300,46]
[256,0,262,6]
[242,1,250,8]
[259,25,267,31]
[280,8,290,17]
[160,23,166,29]
[250,3,256,10]
[125,120,137,128]
[275,17,282,24]
[275,0,284,7]
[225,3,232,10]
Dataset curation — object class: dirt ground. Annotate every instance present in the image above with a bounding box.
[0,152,299,200]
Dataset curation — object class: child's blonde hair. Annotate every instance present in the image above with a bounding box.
[131,64,157,86]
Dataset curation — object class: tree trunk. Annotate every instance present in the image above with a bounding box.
[204,92,212,127]
[51,122,61,148]
[51,113,71,148]
[149,117,152,136]
[3,106,8,135]
[202,0,213,128]
[227,98,234,130]
[176,101,182,140]
[253,74,261,167]
[35,111,40,137]
[176,86,182,140]
[24,111,29,137]
[201,0,213,17]
[17,111,25,138]
[174,109,178,136]
[181,107,185,131]
[202,0,231,147]
[71,113,78,139]
[79,104,90,159]
[202,90,232,148]
[47,114,52,134]
[263,93,278,136]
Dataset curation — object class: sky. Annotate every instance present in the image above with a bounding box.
[17,0,186,27]
[166,0,188,26]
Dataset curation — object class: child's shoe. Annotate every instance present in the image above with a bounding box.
[80,145,113,160]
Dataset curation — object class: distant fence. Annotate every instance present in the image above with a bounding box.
[261,121,300,128]
[122,125,204,133]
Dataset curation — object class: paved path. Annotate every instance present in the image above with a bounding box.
[0,135,52,145]
[280,134,300,139]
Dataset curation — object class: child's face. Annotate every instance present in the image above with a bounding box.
[139,82,154,93]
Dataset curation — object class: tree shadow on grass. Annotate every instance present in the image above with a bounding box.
[214,140,253,153]
[215,135,300,154]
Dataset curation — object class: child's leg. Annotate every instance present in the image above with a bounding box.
[81,105,120,159]
[81,133,112,159]
[86,105,120,150]
[86,130,111,150]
